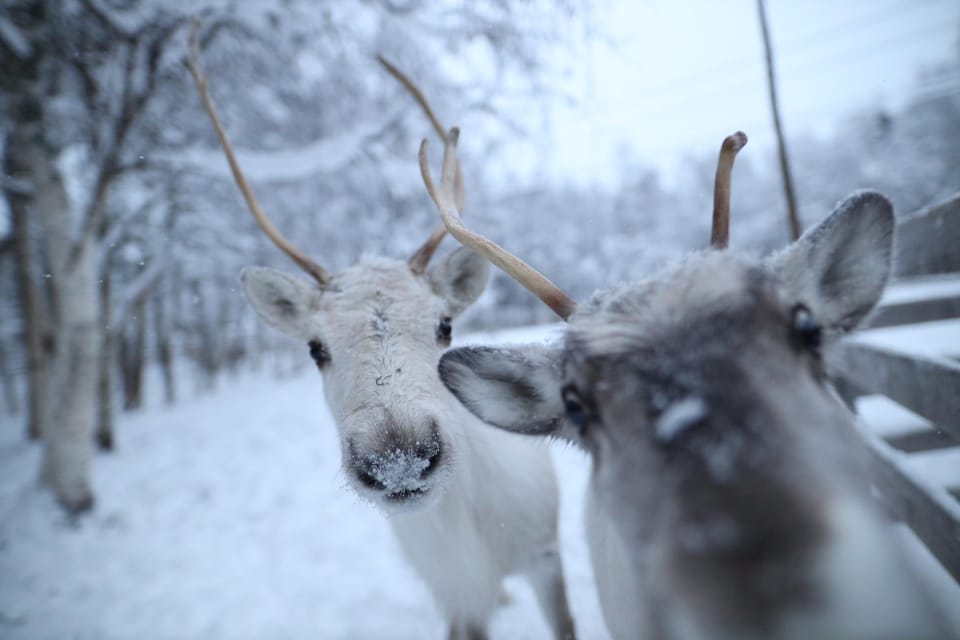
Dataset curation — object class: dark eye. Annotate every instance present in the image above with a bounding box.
[791,304,821,350]
[307,340,330,368]
[437,317,453,344]
[562,385,588,431]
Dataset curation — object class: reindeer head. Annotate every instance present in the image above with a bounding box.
[421,132,927,636]
[243,251,486,509]
[188,41,489,511]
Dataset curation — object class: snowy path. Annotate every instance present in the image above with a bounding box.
[0,327,610,640]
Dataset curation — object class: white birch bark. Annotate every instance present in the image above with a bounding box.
[27,133,100,513]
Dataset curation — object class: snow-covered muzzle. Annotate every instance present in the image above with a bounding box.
[343,411,450,510]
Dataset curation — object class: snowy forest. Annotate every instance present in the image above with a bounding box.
[1,1,959,638]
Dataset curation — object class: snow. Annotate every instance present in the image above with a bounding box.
[880,274,960,306]
[848,317,960,358]
[366,448,431,494]
[0,327,610,640]
[455,323,566,348]
[172,112,401,183]
[654,396,707,443]
[856,395,960,507]
[857,394,934,438]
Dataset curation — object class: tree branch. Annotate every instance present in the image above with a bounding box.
[81,0,137,42]
[0,16,33,59]
[111,261,164,327]
[0,172,34,197]
[69,14,188,266]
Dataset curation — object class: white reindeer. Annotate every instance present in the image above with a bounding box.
[421,130,952,639]
[187,38,576,640]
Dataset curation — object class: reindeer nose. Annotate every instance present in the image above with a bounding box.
[351,424,443,497]
[419,443,443,480]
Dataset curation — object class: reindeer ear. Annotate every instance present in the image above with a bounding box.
[770,191,894,339]
[427,247,490,317]
[439,344,563,435]
[241,267,321,339]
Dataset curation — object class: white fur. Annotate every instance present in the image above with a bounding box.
[654,397,708,443]
[778,498,951,640]
[242,251,576,639]
[583,488,649,639]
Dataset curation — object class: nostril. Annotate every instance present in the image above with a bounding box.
[420,445,443,479]
[356,466,385,491]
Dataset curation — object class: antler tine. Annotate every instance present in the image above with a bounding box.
[377,55,464,274]
[711,131,748,249]
[420,130,577,320]
[187,22,330,285]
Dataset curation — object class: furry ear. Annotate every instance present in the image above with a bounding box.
[439,344,563,435]
[427,247,490,317]
[770,191,894,340]
[241,267,322,339]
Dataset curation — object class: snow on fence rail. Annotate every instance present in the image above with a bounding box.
[830,192,960,585]
[868,277,960,328]
[892,194,960,278]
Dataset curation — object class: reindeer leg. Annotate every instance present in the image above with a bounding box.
[525,547,577,640]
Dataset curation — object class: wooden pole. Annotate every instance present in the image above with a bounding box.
[757,0,801,241]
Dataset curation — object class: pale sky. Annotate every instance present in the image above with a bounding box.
[500,0,959,188]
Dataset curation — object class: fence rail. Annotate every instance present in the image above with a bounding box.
[831,192,960,586]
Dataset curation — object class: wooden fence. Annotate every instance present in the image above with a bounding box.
[830,192,960,585]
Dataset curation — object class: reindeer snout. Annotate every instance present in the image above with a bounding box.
[349,420,444,500]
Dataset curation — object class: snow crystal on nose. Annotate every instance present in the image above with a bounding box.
[655,396,708,443]
[368,449,431,493]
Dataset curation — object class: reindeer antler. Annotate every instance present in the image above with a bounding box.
[187,22,330,285]
[377,55,464,275]
[711,131,748,249]
[420,130,577,320]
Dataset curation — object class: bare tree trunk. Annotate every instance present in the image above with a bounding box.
[0,340,19,415]
[40,236,100,513]
[120,298,146,411]
[96,273,115,451]
[0,244,22,415]
[0,321,20,416]
[219,289,244,375]
[190,281,218,390]
[252,315,267,371]
[30,139,100,513]
[153,287,176,405]
[6,131,50,441]
[757,0,801,240]
[10,109,100,513]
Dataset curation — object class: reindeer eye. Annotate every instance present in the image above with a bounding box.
[307,340,330,368]
[437,317,453,344]
[791,304,821,350]
[562,385,588,431]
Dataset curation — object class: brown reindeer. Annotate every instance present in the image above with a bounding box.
[423,129,951,639]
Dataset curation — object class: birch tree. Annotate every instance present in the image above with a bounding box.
[1,0,187,512]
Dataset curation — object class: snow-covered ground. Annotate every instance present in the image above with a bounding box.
[0,325,610,640]
[1,323,958,639]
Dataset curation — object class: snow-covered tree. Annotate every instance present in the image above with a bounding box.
[0,0,590,514]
